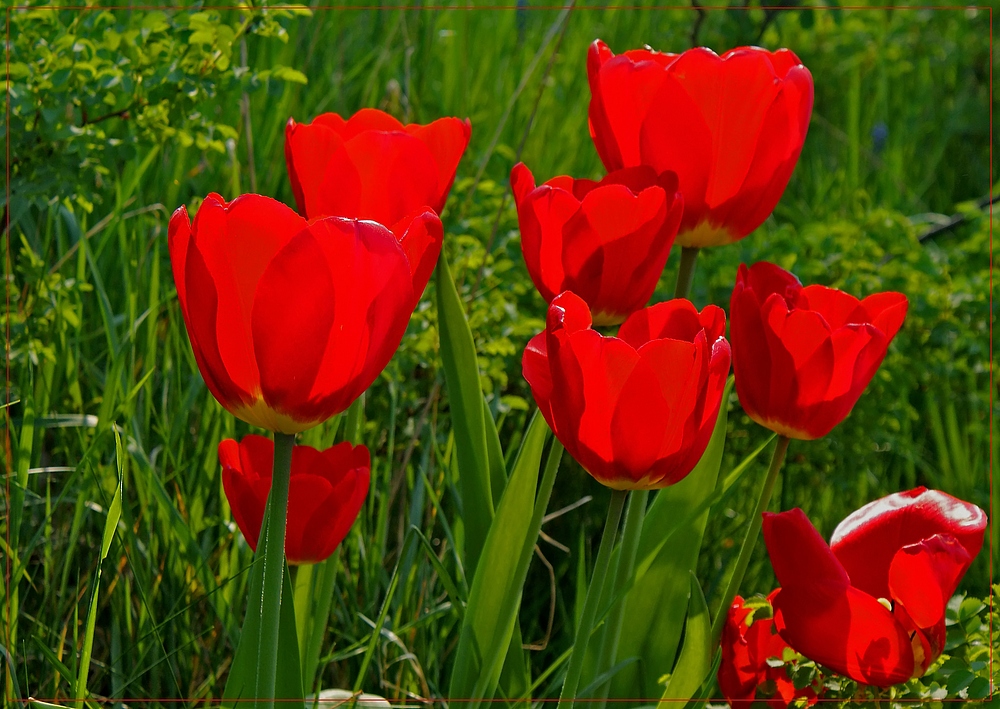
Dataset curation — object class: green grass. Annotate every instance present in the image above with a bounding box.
[3,3,996,705]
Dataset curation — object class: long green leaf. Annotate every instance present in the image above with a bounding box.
[657,572,711,705]
[605,378,733,699]
[484,397,509,504]
[436,251,494,573]
[448,412,558,705]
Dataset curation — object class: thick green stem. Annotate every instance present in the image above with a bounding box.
[673,246,700,300]
[710,435,790,647]
[557,489,627,709]
[592,488,648,709]
[255,431,295,709]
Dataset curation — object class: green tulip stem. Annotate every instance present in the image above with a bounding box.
[674,246,701,300]
[255,431,295,709]
[558,488,628,709]
[592,488,649,709]
[710,434,791,648]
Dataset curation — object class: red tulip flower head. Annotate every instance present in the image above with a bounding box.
[718,592,821,708]
[587,40,813,247]
[522,291,730,490]
[285,108,471,226]
[511,162,683,326]
[220,435,370,564]
[763,488,987,687]
[169,193,442,433]
[730,262,908,440]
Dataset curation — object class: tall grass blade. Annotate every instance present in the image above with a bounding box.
[74,429,124,708]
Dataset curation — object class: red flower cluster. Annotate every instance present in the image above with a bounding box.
[763,488,987,686]
[170,109,470,433]
[523,292,730,489]
[220,435,370,564]
[718,592,821,708]
[171,108,469,571]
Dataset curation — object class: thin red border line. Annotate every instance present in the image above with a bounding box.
[7,4,994,9]
[0,696,989,709]
[4,3,11,700]
[989,2,995,700]
[3,3,993,705]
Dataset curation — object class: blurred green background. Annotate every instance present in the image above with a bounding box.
[3,2,995,703]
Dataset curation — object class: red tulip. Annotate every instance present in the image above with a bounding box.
[718,592,820,708]
[762,488,987,687]
[511,162,683,326]
[729,261,907,440]
[220,435,370,564]
[284,108,471,226]
[522,291,730,490]
[169,193,442,433]
[587,40,813,247]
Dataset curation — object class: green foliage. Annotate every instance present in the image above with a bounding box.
[6,6,310,217]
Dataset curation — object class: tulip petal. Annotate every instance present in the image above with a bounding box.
[795,285,863,330]
[889,534,971,629]
[285,118,349,217]
[319,441,371,479]
[713,63,813,239]
[331,131,442,226]
[522,331,555,430]
[618,295,703,348]
[168,206,192,322]
[588,41,675,170]
[391,208,445,306]
[342,107,406,135]
[639,73,714,229]
[190,194,308,399]
[410,117,472,209]
[861,291,909,340]
[763,509,852,593]
[302,466,370,563]
[609,340,696,484]
[251,229,338,430]
[306,219,415,417]
[668,48,783,209]
[183,237,256,411]
[830,487,987,601]
[772,583,917,687]
[284,473,337,563]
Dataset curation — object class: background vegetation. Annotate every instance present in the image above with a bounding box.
[3,2,996,705]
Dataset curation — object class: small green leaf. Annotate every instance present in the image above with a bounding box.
[270,66,308,84]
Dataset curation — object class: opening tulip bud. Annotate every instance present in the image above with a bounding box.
[220,435,370,564]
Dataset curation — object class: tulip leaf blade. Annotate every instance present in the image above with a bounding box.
[656,572,712,706]
[436,251,494,573]
[484,396,509,503]
[223,510,303,708]
[448,411,558,706]
[604,377,733,698]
